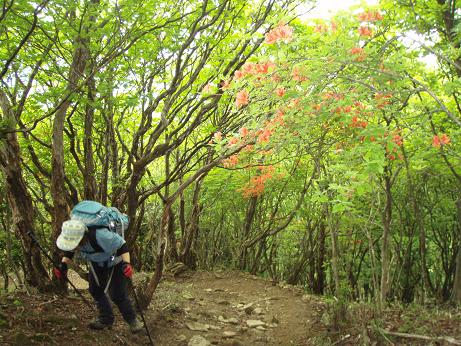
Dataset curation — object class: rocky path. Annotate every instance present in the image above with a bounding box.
[151,271,325,345]
[0,270,327,345]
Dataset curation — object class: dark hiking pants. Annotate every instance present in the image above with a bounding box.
[88,261,136,324]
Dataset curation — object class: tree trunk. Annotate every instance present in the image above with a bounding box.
[180,178,204,268]
[239,196,258,270]
[380,169,393,307]
[451,197,461,303]
[327,206,341,297]
[83,72,97,200]
[0,91,49,290]
[51,0,99,290]
[51,36,88,290]
[314,221,326,294]
[138,201,170,310]
[166,205,178,263]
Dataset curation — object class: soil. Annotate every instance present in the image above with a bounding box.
[0,270,326,345]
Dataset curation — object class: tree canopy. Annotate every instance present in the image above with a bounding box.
[1,0,461,312]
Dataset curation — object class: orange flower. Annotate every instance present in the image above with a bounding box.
[256,62,276,74]
[228,137,239,146]
[312,103,322,111]
[350,47,364,55]
[441,133,451,145]
[243,144,254,152]
[222,154,239,168]
[375,93,392,108]
[331,21,338,32]
[257,129,272,143]
[271,74,281,82]
[235,90,249,108]
[287,98,300,109]
[392,134,403,146]
[358,11,383,22]
[277,24,294,42]
[292,67,308,82]
[242,62,256,74]
[234,70,244,79]
[314,24,328,33]
[358,26,372,37]
[265,24,293,44]
[275,87,286,97]
[432,134,450,148]
[265,31,278,44]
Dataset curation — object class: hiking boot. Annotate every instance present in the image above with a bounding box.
[128,317,144,334]
[88,317,113,330]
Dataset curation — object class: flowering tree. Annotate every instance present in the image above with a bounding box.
[199,3,459,307]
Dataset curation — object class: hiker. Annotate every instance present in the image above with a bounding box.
[53,220,144,333]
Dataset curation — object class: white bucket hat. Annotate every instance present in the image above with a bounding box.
[56,220,87,251]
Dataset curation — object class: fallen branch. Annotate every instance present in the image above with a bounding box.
[38,297,58,307]
[380,328,461,345]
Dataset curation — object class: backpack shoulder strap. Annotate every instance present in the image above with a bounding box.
[86,227,104,253]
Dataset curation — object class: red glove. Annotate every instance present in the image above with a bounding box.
[53,262,68,280]
[122,262,133,279]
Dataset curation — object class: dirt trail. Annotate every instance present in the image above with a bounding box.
[0,270,326,345]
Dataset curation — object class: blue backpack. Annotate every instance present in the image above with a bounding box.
[70,200,129,238]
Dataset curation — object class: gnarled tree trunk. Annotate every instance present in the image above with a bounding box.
[0,91,49,290]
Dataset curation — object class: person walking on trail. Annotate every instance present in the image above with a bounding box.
[53,221,144,333]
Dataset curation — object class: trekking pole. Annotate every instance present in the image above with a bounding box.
[26,230,95,311]
[130,280,154,346]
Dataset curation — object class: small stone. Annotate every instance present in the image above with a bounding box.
[186,322,210,331]
[218,316,239,324]
[253,308,264,315]
[177,335,187,341]
[71,327,77,331]
[205,288,213,293]
[218,300,230,305]
[208,324,222,330]
[223,331,237,338]
[256,326,266,331]
[246,320,266,328]
[188,335,211,346]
